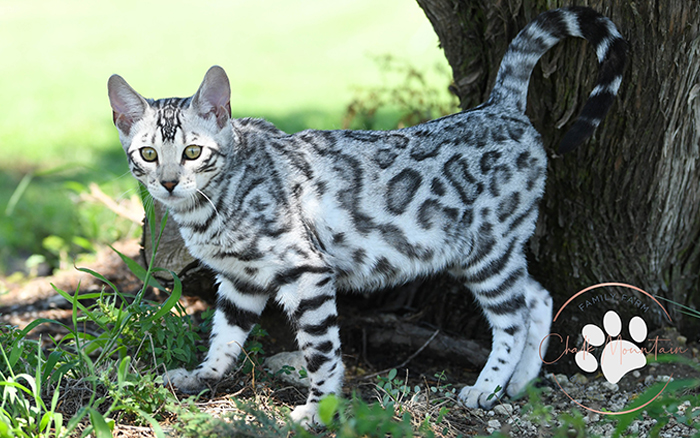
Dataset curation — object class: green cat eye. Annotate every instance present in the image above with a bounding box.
[184,145,202,160]
[140,147,158,162]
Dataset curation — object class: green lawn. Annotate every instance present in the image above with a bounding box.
[0,0,449,274]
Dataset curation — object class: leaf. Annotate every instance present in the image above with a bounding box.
[109,245,167,292]
[612,378,700,438]
[72,236,95,252]
[388,368,397,381]
[87,408,113,438]
[318,394,340,426]
[148,269,182,322]
[133,408,165,438]
[8,318,56,368]
[117,357,131,387]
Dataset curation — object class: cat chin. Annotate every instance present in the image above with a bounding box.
[151,193,195,211]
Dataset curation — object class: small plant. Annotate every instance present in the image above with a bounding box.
[0,191,189,437]
[520,384,555,429]
[609,355,700,437]
[376,368,418,409]
[318,393,423,438]
[343,55,458,131]
[0,333,66,438]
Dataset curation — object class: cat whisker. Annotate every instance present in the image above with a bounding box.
[197,189,220,217]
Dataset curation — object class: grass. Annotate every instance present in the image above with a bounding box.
[0,0,450,275]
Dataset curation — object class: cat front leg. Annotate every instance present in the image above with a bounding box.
[164,275,269,393]
[274,267,342,427]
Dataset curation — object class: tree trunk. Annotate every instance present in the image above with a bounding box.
[415,0,700,329]
[142,201,217,304]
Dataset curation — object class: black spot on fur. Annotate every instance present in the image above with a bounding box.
[485,294,526,315]
[293,295,334,321]
[316,341,334,354]
[301,315,338,337]
[497,192,521,222]
[480,151,501,174]
[386,168,422,215]
[430,178,446,196]
[217,298,259,332]
[444,154,482,204]
[417,199,442,230]
[374,148,398,169]
[516,151,531,169]
[411,139,445,161]
[306,353,331,373]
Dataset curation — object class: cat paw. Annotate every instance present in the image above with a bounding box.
[163,368,211,394]
[458,385,500,409]
[505,375,530,398]
[290,403,321,428]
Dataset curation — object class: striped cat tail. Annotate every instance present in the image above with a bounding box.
[487,7,627,153]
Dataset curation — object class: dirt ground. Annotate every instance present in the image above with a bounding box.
[1,240,699,437]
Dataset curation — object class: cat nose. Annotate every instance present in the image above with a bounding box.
[161,180,178,192]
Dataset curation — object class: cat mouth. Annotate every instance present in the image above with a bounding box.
[154,191,187,205]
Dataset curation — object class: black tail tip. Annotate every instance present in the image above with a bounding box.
[558,120,597,154]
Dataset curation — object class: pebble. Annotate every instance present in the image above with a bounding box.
[584,413,600,424]
[486,419,501,433]
[600,381,619,392]
[553,373,570,385]
[570,373,588,384]
[493,403,513,416]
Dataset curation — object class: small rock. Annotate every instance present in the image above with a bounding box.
[263,351,309,388]
[554,374,570,385]
[632,370,641,378]
[486,419,501,433]
[627,421,639,434]
[46,294,70,309]
[570,373,588,384]
[676,335,687,345]
[656,375,673,383]
[493,403,513,416]
[644,375,656,386]
[601,381,619,392]
[584,413,600,424]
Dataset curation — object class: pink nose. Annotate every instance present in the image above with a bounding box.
[161,181,178,192]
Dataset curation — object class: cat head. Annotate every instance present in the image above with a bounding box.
[107,66,234,211]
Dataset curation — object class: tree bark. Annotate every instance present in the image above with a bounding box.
[415,0,700,329]
[142,201,217,304]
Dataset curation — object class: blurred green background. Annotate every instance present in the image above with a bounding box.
[0,0,452,277]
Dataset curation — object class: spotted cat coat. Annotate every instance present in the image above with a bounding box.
[107,6,626,426]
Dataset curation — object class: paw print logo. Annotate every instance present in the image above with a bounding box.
[575,310,648,384]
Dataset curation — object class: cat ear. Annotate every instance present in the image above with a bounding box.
[191,66,231,129]
[107,75,148,135]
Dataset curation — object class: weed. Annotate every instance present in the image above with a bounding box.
[0,331,65,438]
[343,55,458,130]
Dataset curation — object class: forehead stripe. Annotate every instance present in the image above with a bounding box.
[154,98,190,143]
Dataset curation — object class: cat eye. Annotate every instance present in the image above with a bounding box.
[140,147,158,162]
[184,145,202,160]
